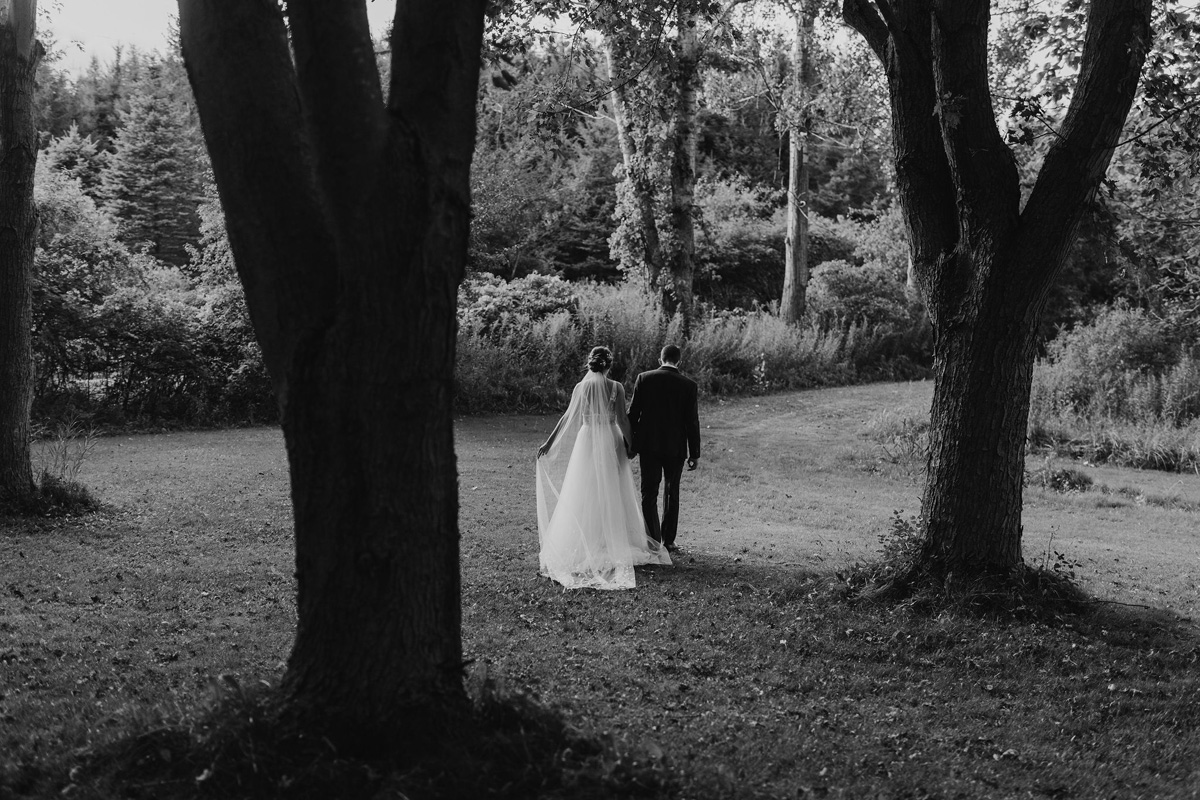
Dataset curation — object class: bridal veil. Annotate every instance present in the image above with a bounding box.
[535,370,670,589]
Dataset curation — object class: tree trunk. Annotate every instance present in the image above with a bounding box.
[843,0,1153,585]
[780,8,813,325]
[666,3,700,334]
[604,40,666,296]
[178,0,484,752]
[0,0,41,508]
[918,263,1040,578]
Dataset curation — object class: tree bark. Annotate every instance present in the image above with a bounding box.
[0,0,42,507]
[605,39,666,296]
[666,3,700,333]
[843,0,1152,582]
[781,8,813,325]
[178,0,484,752]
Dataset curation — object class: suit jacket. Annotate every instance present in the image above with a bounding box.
[627,365,700,461]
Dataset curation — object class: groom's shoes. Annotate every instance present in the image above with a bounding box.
[664,542,679,554]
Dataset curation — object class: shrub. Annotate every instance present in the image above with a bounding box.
[807,259,915,331]
[1031,304,1199,424]
[692,176,858,311]
[459,273,578,334]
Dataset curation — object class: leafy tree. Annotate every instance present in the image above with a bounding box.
[30,153,132,403]
[470,43,622,280]
[178,0,485,751]
[843,0,1153,588]
[0,0,43,509]
[591,0,725,329]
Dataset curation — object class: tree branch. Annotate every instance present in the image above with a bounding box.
[389,0,487,188]
[286,0,386,218]
[842,0,889,62]
[930,0,1019,247]
[177,0,337,399]
[1019,0,1153,291]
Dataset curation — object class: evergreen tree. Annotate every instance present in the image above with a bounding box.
[41,122,108,196]
[99,87,203,266]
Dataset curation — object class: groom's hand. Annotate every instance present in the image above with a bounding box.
[686,458,698,471]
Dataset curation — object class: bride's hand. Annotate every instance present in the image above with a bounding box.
[537,442,550,458]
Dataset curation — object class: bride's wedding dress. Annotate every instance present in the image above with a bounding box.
[535,370,671,589]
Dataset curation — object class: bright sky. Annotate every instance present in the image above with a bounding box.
[43,0,397,75]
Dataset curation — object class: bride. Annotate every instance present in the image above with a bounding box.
[535,346,671,589]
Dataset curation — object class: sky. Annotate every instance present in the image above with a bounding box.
[43,0,397,75]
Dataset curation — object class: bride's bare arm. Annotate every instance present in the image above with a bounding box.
[614,383,634,452]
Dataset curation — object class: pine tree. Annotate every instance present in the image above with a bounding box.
[99,87,203,266]
[41,123,108,196]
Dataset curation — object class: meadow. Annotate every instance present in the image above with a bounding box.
[2,380,1199,798]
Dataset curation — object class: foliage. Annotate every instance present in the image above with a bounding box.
[813,205,909,282]
[863,408,929,469]
[454,273,937,413]
[0,416,100,517]
[691,176,785,309]
[807,259,914,330]
[459,273,579,332]
[39,122,108,195]
[685,309,854,395]
[470,43,622,282]
[32,150,273,428]
[98,88,205,267]
[1030,304,1200,425]
[1026,456,1094,494]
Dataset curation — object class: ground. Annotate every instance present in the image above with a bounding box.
[2,380,1199,797]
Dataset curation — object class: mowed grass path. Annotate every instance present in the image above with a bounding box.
[3,380,1199,798]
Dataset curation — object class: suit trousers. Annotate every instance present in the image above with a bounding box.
[638,451,686,547]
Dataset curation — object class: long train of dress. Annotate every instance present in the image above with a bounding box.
[535,371,670,589]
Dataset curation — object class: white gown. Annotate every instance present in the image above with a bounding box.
[535,370,671,589]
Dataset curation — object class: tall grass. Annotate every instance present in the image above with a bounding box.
[1029,305,1200,471]
[454,282,921,412]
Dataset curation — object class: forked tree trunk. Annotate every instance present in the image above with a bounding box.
[844,0,1152,583]
[781,8,813,325]
[178,0,484,751]
[0,0,41,507]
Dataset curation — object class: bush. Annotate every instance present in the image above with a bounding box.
[459,273,578,333]
[807,259,915,330]
[692,177,857,311]
[1031,304,1200,424]
[32,157,277,429]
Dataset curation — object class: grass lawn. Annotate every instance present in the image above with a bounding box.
[2,380,1199,798]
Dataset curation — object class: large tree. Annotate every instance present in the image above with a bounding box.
[843,0,1152,585]
[177,0,485,751]
[0,0,43,509]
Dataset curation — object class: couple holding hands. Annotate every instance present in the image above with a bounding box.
[535,345,701,590]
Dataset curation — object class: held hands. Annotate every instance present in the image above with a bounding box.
[686,458,698,471]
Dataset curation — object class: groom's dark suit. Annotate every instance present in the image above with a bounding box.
[627,364,700,549]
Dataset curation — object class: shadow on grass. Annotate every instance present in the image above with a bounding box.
[0,474,101,520]
[5,676,686,800]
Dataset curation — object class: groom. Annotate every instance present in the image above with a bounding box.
[627,344,701,553]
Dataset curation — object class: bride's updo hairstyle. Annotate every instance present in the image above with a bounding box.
[586,346,613,373]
